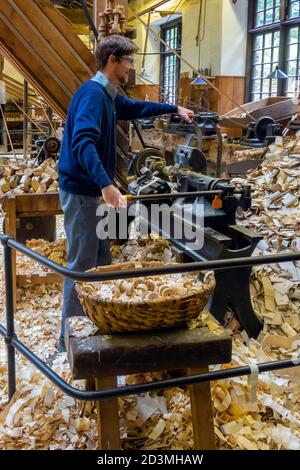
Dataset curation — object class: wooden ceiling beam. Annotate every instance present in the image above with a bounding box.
[0,0,97,118]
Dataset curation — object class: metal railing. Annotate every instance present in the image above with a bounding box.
[1,232,300,403]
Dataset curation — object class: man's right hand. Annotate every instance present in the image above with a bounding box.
[101,184,127,208]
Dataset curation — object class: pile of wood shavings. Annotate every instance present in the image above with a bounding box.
[118,334,300,450]
[233,152,300,337]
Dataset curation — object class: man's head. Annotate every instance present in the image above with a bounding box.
[95,35,137,85]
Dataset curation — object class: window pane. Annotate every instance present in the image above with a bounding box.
[257,0,265,11]
[288,27,299,44]
[273,47,279,62]
[254,34,263,49]
[254,50,263,63]
[264,48,272,62]
[273,31,280,46]
[255,11,265,27]
[271,80,278,92]
[289,44,298,59]
[265,8,273,23]
[253,64,262,78]
[288,0,300,19]
[252,80,261,92]
[265,33,272,47]
[262,79,270,91]
[263,64,271,76]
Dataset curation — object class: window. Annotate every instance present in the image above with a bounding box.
[160,19,182,105]
[255,0,280,27]
[247,0,300,100]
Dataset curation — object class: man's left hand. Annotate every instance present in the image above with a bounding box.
[177,106,195,123]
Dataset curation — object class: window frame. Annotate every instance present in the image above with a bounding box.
[160,18,182,105]
[246,0,300,101]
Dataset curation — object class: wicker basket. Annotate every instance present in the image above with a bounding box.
[75,261,215,334]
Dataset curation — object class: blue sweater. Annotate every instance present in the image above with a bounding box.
[58,79,177,197]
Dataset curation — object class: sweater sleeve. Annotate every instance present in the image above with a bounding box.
[115,94,178,120]
[71,89,112,190]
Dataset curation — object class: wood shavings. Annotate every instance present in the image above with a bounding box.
[76,417,90,433]
[68,317,99,339]
[235,154,300,336]
[232,148,266,162]
[148,419,166,440]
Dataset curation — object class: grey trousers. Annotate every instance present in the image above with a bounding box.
[59,190,111,345]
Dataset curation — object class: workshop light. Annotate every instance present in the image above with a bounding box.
[191,75,207,85]
[266,65,288,79]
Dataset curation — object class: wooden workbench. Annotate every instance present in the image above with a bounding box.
[66,317,232,450]
[2,192,63,309]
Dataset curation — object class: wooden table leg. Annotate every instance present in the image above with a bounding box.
[187,366,216,450]
[95,376,120,450]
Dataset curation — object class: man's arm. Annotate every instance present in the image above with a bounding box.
[115,94,195,122]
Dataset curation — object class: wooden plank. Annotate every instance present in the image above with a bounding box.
[95,376,121,450]
[233,77,246,111]
[19,210,63,217]
[66,321,232,380]
[0,0,96,117]
[17,273,63,288]
[35,0,96,75]
[16,193,61,213]
[0,47,66,119]
[3,72,36,94]
[8,0,81,92]
[2,193,61,214]
[0,3,73,99]
[11,0,93,84]
[188,366,216,450]
[0,25,68,118]
[2,80,39,106]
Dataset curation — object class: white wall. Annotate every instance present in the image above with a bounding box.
[220,0,248,76]
[181,0,222,77]
[134,12,161,85]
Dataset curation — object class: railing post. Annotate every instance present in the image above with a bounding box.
[3,237,16,400]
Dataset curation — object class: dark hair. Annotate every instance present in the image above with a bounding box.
[95,35,137,69]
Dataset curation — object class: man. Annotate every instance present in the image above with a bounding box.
[57,35,194,352]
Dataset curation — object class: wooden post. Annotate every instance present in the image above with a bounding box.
[95,376,121,450]
[0,54,5,149]
[187,366,216,450]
